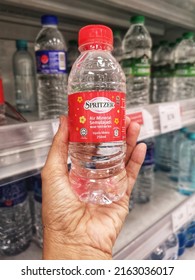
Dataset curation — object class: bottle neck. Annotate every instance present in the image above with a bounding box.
[42,24,57,28]
[79,43,113,52]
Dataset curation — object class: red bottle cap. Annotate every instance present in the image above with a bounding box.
[78,25,113,51]
[0,79,5,105]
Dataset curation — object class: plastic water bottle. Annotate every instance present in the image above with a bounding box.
[35,15,68,120]
[13,40,36,112]
[67,40,79,73]
[33,174,42,248]
[112,30,123,62]
[178,132,195,195]
[173,32,195,100]
[0,178,32,256]
[0,78,6,125]
[155,132,174,172]
[164,234,179,260]
[150,245,166,260]
[185,219,195,248]
[68,25,127,204]
[134,138,154,203]
[170,128,188,182]
[121,15,152,106]
[177,227,186,256]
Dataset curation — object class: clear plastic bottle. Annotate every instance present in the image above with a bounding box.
[68,25,127,204]
[0,78,6,125]
[155,132,174,172]
[152,41,172,103]
[177,227,186,256]
[173,32,195,100]
[150,245,166,260]
[178,132,195,195]
[33,174,42,248]
[35,15,68,119]
[112,29,123,62]
[67,40,79,73]
[164,234,179,260]
[0,178,32,256]
[121,15,152,106]
[170,128,188,182]
[134,138,154,203]
[13,40,36,112]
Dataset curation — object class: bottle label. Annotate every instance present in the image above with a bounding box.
[174,63,195,77]
[121,56,151,77]
[68,91,126,143]
[152,65,173,78]
[36,50,67,74]
[0,180,27,207]
[34,175,42,203]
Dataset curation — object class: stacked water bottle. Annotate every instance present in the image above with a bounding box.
[155,127,195,196]
[145,219,195,260]
[152,32,195,103]
[0,173,42,257]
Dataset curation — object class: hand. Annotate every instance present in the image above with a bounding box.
[41,116,146,260]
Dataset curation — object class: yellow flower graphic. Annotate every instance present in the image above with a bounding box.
[79,116,86,124]
[114,118,119,125]
[117,110,120,113]
[77,96,83,103]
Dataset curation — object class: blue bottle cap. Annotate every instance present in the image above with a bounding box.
[180,127,188,133]
[187,132,195,140]
[41,15,58,25]
[16,39,27,50]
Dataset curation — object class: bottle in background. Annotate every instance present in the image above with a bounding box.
[35,15,68,120]
[67,39,79,73]
[185,219,195,248]
[0,78,6,125]
[121,15,152,106]
[155,132,174,172]
[0,178,32,256]
[177,227,186,257]
[112,29,123,62]
[164,234,179,260]
[33,174,42,248]
[68,25,127,204]
[173,32,195,100]
[170,128,188,182]
[134,138,154,203]
[178,132,195,195]
[13,40,36,112]
[150,245,166,260]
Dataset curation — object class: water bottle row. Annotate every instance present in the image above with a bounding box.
[152,33,195,103]
[0,174,42,256]
[155,128,195,195]
[130,128,195,211]
[145,216,195,260]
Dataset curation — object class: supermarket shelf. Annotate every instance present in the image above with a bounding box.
[127,98,195,141]
[113,172,195,260]
[0,0,165,35]
[1,98,195,182]
[0,118,58,183]
[1,171,194,260]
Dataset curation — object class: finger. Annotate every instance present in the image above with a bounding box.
[42,115,69,177]
[126,116,130,129]
[125,121,141,164]
[126,143,147,196]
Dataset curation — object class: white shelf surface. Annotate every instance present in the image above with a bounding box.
[113,172,195,260]
[1,98,195,182]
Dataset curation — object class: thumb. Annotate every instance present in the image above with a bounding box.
[42,115,69,177]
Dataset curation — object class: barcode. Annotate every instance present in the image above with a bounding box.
[58,52,66,70]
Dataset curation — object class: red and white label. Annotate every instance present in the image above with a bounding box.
[68,91,126,143]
